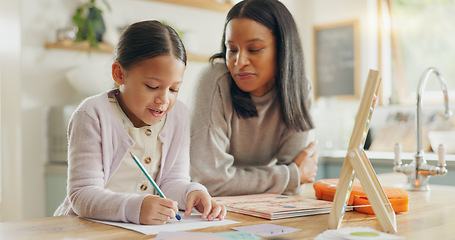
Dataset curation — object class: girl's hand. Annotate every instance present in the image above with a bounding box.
[294,141,318,184]
[139,195,179,225]
[184,191,226,221]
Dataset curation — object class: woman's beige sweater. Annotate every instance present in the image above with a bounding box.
[190,63,314,197]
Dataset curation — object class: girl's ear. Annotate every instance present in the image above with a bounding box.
[112,61,125,86]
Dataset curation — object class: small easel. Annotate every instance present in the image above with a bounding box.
[328,70,397,233]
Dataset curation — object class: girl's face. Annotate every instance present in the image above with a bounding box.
[112,55,185,128]
[225,18,277,97]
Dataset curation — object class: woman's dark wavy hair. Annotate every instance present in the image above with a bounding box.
[115,20,187,70]
[210,0,314,132]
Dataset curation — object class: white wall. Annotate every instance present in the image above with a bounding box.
[0,0,24,221]
[298,0,380,151]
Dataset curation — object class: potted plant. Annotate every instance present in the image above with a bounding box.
[72,0,111,48]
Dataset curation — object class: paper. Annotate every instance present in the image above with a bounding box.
[156,231,261,240]
[215,231,262,240]
[232,223,301,237]
[86,212,239,235]
[314,227,405,240]
[158,233,225,240]
[155,232,209,240]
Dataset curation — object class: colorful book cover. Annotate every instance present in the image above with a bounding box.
[214,194,332,220]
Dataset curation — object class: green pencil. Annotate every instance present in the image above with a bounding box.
[129,152,181,221]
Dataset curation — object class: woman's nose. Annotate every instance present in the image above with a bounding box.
[235,50,250,67]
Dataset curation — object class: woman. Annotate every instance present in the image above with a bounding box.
[190,0,318,196]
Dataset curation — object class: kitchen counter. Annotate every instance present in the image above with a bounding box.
[319,150,455,186]
[4,175,455,239]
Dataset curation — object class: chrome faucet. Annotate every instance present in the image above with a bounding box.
[394,67,452,191]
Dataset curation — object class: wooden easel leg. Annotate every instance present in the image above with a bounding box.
[328,155,356,229]
[349,150,397,233]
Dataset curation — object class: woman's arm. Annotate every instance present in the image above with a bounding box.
[190,125,300,196]
[276,130,318,185]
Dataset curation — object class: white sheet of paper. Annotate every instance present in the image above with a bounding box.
[314,227,405,240]
[155,231,262,240]
[86,212,239,235]
[155,231,212,240]
[231,223,301,237]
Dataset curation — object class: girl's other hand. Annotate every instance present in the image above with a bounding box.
[139,195,179,225]
[294,141,318,184]
[184,190,226,221]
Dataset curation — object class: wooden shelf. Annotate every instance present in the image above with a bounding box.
[45,40,210,62]
[187,53,210,62]
[45,0,227,61]
[45,40,114,54]
[146,0,233,12]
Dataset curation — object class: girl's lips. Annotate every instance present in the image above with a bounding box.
[149,108,165,118]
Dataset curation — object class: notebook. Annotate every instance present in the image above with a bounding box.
[214,194,332,220]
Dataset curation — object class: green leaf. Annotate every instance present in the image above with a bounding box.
[71,0,111,48]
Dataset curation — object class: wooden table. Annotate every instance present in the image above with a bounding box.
[2,183,455,239]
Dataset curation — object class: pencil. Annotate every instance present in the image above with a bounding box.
[129,152,182,221]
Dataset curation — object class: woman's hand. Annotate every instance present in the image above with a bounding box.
[294,141,318,184]
[139,195,179,225]
[185,190,226,221]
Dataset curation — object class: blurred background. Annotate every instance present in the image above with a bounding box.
[1,0,454,221]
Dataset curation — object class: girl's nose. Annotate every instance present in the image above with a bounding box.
[154,91,169,105]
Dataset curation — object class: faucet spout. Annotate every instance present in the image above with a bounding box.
[416,67,452,157]
[394,67,451,191]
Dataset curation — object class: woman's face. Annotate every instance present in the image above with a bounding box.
[112,55,185,128]
[225,18,277,97]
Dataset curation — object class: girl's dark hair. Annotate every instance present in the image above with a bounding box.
[210,0,314,132]
[115,20,187,70]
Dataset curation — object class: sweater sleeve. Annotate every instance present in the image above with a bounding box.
[190,64,303,196]
[158,101,208,210]
[276,129,316,195]
[66,109,146,224]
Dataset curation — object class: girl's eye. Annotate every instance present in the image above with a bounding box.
[170,88,179,93]
[146,85,158,90]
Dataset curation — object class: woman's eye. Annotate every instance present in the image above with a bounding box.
[146,85,158,90]
[226,47,238,53]
[250,48,263,53]
[170,88,179,93]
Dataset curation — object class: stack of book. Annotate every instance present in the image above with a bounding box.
[214,194,332,220]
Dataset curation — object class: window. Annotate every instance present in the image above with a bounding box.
[388,0,455,104]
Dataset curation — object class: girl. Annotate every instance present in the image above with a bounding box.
[55,20,225,225]
[190,0,318,196]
